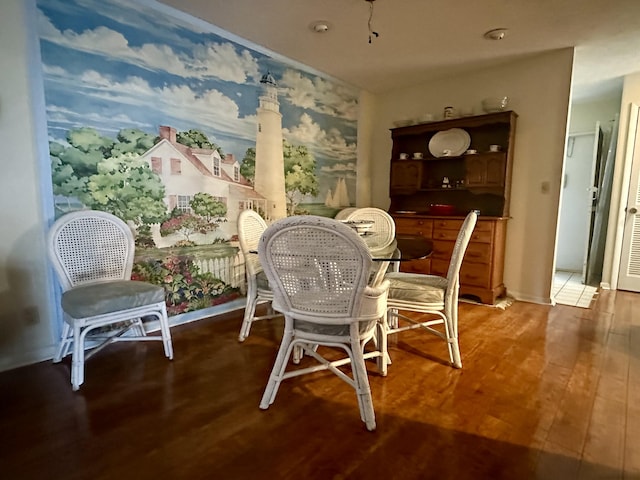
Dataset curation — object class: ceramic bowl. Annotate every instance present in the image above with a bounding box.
[482,96,509,113]
[429,204,456,215]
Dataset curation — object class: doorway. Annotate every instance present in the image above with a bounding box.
[554,114,619,305]
[555,129,602,281]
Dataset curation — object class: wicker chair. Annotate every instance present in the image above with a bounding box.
[258,215,389,431]
[345,207,396,253]
[237,209,280,342]
[48,210,174,391]
[383,211,478,372]
[346,207,398,286]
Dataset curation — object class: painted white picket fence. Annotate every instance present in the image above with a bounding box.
[193,252,247,293]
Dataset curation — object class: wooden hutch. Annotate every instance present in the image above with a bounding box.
[388,110,517,304]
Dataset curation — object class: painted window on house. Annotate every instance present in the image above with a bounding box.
[151,156,162,174]
[213,157,220,177]
[177,195,192,213]
[233,166,239,182]
[170,158,181,175]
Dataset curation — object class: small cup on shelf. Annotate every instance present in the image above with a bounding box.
[399,152,409,160]
[489,144,501,152]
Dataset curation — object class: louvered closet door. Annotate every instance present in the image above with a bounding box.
[618,104,640,291]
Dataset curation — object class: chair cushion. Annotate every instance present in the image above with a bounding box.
[385,272,448,304]
[62,280,165,319]
[294,319,378,337]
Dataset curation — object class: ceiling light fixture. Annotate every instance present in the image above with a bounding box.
[309,21,331,33]
[365,0,379,44]
[484,28,508,40]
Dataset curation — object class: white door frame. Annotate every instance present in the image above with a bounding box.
[606,103,638,290]
[617,104,640,290]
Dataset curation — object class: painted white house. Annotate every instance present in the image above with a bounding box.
[140,125,267,246]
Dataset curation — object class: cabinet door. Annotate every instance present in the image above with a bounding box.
[485,156,505,186]
[464,154,505,187]
[391,161,422,192]
[464,157,486,186]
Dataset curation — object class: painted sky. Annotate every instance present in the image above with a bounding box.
[36,0,360,202]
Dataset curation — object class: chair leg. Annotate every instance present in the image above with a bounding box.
[376,313,389,377]
[444,304,462,369]
[54,322,72,363]
[157,304,174,360]
[71,325,85,391]
[350,335,376,431]
[260,320,295,409]
[238,292,258,342]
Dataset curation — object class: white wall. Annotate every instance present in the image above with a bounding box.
[0,0,57,371]
[569,94,622,135]
[366,49,575,304]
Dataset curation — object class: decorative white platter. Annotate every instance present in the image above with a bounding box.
[428,128,471,158]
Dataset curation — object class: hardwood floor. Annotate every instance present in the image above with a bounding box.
[2,290,640,479]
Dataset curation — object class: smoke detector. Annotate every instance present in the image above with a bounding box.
[484,28,508,40]
[309,21,331,33]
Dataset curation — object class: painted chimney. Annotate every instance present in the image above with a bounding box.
[159,125,177,143]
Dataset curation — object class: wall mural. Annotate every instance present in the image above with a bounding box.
[36,0,359,317]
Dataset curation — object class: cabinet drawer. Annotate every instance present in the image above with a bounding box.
[464,242,492,264]
[432,219,463,231]
[431,240,453,260]
[432,228,492,243]
[469,230,493,244]
[431,254,491,285]
[399,258,431,274]
[474,221,494,233]
[394,218,433,237]
[431,240,491,263]
[431,259,449,277]
[460,263,491,288]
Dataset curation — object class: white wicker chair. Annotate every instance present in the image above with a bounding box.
[383,211,478,372]
[334,207,358,220]
[237,209,280,342]
[346,207,398,286]
[345,207,396,254]
[48,210,174,391]
[258,215,389,431]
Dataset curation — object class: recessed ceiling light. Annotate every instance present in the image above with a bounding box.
[484,28,508,40]
[309,21,331,33]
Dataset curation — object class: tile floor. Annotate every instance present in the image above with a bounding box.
[552,270,598,308]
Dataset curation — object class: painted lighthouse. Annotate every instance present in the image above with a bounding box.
[253,72,287,220]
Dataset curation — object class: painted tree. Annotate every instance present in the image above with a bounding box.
[159,213,202,244]
[159,193,227,244]
[283,141,318,215]
[190,192,228,232]
[240,147,256,184]
[176,129,224,156]
[87,153,167,225]
[50,127,159,210]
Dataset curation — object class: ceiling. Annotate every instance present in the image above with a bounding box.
[159,0,640,101]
